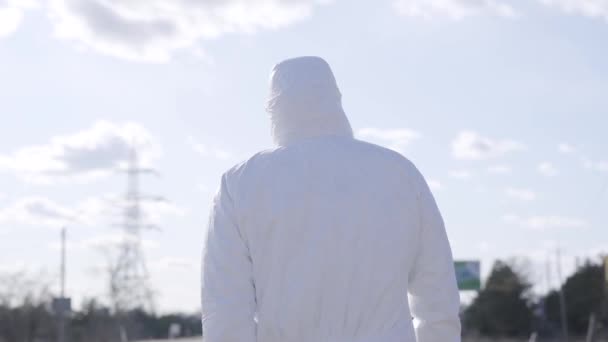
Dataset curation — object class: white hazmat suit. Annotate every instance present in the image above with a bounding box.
[201,56,461,342]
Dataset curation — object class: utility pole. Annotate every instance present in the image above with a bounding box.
[545,254,552,294]
[556,248,569,342]
[61,228,66,298]
[53,227,71,342]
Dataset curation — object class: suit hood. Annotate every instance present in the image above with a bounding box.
[266,56,353,146]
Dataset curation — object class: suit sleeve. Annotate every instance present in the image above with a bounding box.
[201,174,256,342]
[407,168,461,342]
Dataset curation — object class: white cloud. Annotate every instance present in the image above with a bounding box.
[144,200,187,221]
[110,196,187,228]
[448,169,472,180]
[538,162,558,177]
[48,0,328,62]
[0,121,160,184]
[80,233,159,251]
[89,194,186,230]
[503,214,587,230]
[487,164,512,175]
[558,142,576,154]
[0,197,84,228]
[452,131,525,160]
[0,0,38,38]
[48,230,165,254]
[505,187,537,201]
[540,0,608,21]
[594,161,608,172]
[427,179,442,191]
[357,127,421,154]
[188,136,234,161]
[0,6,21,37]
[393,0,518,20]
[0,194,184,230]
[583,158,608,172]
[0,196,121,229]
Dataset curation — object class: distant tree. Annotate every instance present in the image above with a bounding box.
[544,260,605,335]
[463,259,533,337]
[69,299,121,342]
[0,271,204,342]
[0,271,55,342]
[129,310,202,339]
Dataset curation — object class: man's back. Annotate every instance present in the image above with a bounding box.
[201,56,460,342]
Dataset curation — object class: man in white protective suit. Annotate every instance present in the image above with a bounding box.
[201,56,461,342]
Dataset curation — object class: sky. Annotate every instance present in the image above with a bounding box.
[1,0,608,313]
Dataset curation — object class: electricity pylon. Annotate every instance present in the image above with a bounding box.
[108,148,163,314]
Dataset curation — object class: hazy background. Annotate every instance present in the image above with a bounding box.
[1,0,607,313]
